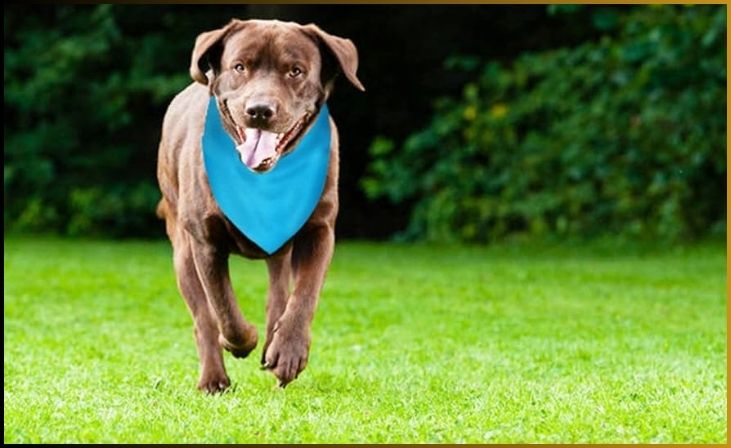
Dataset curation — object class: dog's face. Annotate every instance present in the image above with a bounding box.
[191,20,364,172]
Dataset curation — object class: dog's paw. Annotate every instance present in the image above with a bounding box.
[219,323,258,359]
[261,322,310,388]
[260,324,279,365]
[197,371,231,394]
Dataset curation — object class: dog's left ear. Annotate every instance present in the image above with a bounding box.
[303,24,365,92]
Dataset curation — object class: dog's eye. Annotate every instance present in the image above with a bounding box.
[234,63,246,73]
[289,66,303,78]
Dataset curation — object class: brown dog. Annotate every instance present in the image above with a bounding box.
[156,19,364,392]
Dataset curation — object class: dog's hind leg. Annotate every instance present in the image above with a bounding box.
[173,229,230,393]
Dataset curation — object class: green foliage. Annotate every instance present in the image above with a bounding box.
[4,5,190,236]
[364,6,726,242]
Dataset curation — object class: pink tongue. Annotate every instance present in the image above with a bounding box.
[236,128,279,169]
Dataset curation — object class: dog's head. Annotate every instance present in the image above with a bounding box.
[190,19,364,173]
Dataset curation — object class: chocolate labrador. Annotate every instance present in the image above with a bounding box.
[156,19,364,392]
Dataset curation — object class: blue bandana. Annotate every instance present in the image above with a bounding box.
[202,97,331,254]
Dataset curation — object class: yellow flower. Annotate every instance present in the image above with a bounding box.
[463,105,477,121]
[490,103,508,119]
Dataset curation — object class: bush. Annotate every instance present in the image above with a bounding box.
[363,5,726,242]
[4,5,190,236]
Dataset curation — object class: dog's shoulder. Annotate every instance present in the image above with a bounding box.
[158,83,218,232]
[159,82,209,189]
[163,83,209,142]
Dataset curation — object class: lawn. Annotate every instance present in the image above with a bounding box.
[3,237,727,443]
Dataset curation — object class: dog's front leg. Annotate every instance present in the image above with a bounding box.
[263,223,334,387]
[173,232,230,393]
[190,240,259,359]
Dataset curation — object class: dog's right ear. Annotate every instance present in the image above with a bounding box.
[190,20,244,85]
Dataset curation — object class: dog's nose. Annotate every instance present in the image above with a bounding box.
[245,103,275,122]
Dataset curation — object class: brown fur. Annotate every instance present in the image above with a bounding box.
[156,19,363,392]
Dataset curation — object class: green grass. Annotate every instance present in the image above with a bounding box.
[3,237,727,443]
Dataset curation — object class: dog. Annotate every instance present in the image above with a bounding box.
[156,19,364,392]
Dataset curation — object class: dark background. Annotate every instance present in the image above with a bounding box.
[245,4,606,238]
[4,4,726,241]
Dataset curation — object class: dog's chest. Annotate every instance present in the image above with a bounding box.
[222,216,292,259]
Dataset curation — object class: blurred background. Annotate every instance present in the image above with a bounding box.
[4,4,726,243]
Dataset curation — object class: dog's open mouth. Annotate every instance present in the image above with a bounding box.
[235,115,310,173]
